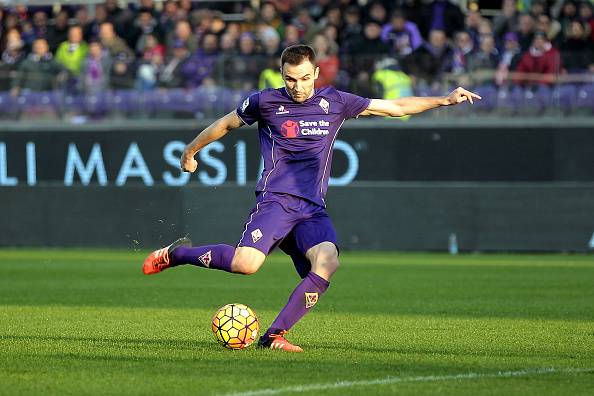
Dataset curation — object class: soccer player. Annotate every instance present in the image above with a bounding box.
[143,45,480,352]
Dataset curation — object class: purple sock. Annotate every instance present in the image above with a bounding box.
[264,271,329,338]
[170,244,234,272]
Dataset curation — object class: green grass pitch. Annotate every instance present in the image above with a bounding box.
[0,249,593,395]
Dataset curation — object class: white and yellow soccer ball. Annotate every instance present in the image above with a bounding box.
[211,303,260,350]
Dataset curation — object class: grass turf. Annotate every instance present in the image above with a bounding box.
[0,250,592,395]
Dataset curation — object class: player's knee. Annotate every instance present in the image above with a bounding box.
[309,246,340,276]
[231,249,265,275]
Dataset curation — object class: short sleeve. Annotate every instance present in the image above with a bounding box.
[236,92,261,125]
[338,90,371,120]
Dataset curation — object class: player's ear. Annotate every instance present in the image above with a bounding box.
[314,66,319,79]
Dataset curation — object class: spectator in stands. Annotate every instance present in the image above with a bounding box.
[260,25,282,58]
[536,14,562,42]
[219,33,237,56]
[340,6,363,54]
[561,20,594,72]
[578,2,594,43]
[11,38,65,95]
[258,56,284,89]
[493,0,519,39]
[293,8,320,44]
[225,22,241,41]
[558,1,578,33]
[81,40,112,94]
[311,33,339,88]
[321,25,340,56]
[55,25,88,78]
[465,8,484,45]
[166,20,198,56]
[85,4,108,40]
[159,39,189,88]
[46,9,69,53]
[109,52,135,89]
[348,21,390,73]
[517,13,536,51]
[451,31,474,75]
[404,29,453,87]
[104,0,125,25]
[182,33,219,88]
[281,24,301,48]
[514,31,562,86]
[468,34,500,85]
[421,0,465,39]
[32,11,49,40]
[159,0,179,33]
[371,57,413,105]
[0,29,25,91]
[20,21,36,50]
[256,18,281,54]
[128,10,163,55]
[239,7,258,34]
[74,7,93,42]
[318,6,342,31]
[261,2,285,39]
[136,38,164,91]
[226,32,265,90]
[530,0,549,19]
[99,22,135,60]
[366,2,388,25]
[381,10,422,59]
[496,32,523,85]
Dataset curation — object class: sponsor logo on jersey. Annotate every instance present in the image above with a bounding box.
[298,119,330,136]
[241,97,250,112]
[275,105,289,115]
[251,228,263,243]
[280,120,300,138]
[198,250,212,267]
[305,292,319,308]
[280,119,331,138]
[319,98,329,114]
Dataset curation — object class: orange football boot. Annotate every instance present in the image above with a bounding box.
[142,237,192,275]
[259,330,303,352]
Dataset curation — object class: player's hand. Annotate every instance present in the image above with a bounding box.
[180,151,198,173]
[446,87,482,105]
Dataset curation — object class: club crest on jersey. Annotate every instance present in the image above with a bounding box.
[280,120,299,138]
[319,98,329,114]
[241,97,250,112]
[198,250,212,267]
[305,292,319,308]
[275,105,289,115]
[251,228,263,243]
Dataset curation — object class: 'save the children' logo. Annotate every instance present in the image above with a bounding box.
[280,120,330,138]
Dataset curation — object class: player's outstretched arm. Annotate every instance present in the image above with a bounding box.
[181,110,245,173]
[358,87,482,118]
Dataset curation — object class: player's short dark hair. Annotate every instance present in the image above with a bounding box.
[280,45,316,68]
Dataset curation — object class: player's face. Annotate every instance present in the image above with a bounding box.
[281,60,319,103]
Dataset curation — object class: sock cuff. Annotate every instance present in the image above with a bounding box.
[307,271,330,290]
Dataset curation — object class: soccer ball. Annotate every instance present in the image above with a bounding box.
[211,303,260,350]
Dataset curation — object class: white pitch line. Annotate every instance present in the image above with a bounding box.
[220,367,593,396]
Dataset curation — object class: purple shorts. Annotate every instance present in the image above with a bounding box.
[237,192,338,275]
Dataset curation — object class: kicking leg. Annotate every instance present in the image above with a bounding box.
[143,239,265,275]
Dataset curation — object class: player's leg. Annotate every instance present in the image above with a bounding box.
[143,192,291,275]
[259,213,338,352]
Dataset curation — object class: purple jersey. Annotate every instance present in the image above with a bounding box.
[236,86,370,207]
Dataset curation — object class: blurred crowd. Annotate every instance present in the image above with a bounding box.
[0,0,593,102]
